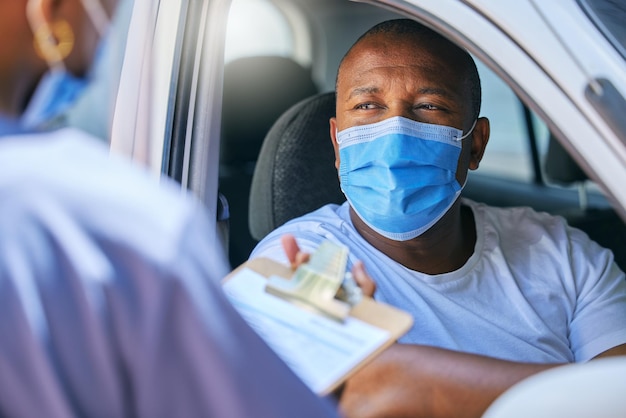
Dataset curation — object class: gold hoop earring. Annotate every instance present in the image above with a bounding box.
[33,20,75,66]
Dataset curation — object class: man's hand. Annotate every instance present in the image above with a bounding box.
[280,234,376,297]
[281,234,311,269]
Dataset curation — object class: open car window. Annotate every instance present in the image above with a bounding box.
[114,0,625,268]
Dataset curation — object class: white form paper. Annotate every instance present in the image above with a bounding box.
[223,267,391,394]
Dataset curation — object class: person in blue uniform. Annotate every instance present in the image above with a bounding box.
[0,1,338,416]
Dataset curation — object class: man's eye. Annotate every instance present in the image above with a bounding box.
[416,103,439,111]
[355,103,378,110]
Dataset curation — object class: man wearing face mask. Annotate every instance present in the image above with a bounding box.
[250,19,626,418]
[0,1,340,417]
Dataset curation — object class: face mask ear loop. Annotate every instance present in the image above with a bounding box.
[455,119,477,141]
[80,0,111,38]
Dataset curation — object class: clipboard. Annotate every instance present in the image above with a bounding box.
[222,252,413,395]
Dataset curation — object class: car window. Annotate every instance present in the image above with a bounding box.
[475,60,549,182]
[225,0,293,63]
[472,58,612,201]
[471,57,608,206]
[579,0,626,59]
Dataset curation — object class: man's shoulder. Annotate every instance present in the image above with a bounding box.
[273,202,349,237]
[465,198,566,230]
[251,203,350,260]
[464,198,605,260]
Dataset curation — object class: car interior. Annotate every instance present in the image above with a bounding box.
[220,55,319,264]
[218,0,626,271]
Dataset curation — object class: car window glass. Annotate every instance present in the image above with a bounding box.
[225,0,293,63]
[578,0,626,59]
[473,59,549,182]
[474,58,606,196]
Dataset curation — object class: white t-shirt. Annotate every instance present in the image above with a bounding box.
[0,128,337,418]
[251,200,626,363]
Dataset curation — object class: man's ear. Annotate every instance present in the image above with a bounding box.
[330,117,340,170]
[468,117,490,170]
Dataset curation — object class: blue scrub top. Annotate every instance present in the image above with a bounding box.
[0,127,338,418]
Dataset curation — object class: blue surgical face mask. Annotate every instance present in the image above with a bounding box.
[21,0,112,131]
[337,116,475,241]
[20,68,89,130]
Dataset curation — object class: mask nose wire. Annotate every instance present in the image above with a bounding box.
[456,119,477,141]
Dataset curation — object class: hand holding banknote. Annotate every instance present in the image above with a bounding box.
[280,234,376,297]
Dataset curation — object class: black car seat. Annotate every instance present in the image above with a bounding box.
[543,134,626,271]
[220,56,319,267]
[249,92,344,241]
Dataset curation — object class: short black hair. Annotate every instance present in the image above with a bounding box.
[336,19,482,121]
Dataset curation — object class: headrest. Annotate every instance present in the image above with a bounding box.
[544,133,588,185]
[249,92,345,240]
[220,56,318,165]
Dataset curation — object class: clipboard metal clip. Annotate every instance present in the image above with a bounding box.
[265,241,362,321]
